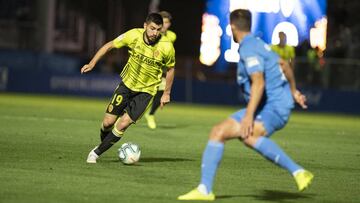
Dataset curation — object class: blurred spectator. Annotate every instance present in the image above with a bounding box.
[339,24,353,57]
[307,47,325,86]
[271,32,296,70]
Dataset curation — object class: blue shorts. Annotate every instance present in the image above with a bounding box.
[230,105,291,136]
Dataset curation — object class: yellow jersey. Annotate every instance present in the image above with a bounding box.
[158,30,176,91]
[113,28,175,96]
[271,44,295,61]
[164,30,177,44]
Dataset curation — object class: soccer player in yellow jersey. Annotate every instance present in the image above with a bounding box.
[159,11,177,43]
[81,13,176,163]
[145,11,177,129]
[271,32,296,70]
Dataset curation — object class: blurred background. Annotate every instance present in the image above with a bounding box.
[0,0,359,113]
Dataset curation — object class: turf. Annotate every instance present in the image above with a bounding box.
[0,93,359,203]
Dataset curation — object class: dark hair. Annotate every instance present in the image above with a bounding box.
[146,13,163,25]
[230,9,251,31]
[158,11,172,21]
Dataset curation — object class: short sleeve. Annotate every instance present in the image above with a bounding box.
[241,48,264,75]
[113,29,134,48]
[164,44,176,68]
[167,30,177,44]
[289,46,295,58]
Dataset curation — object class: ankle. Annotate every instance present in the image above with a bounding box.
[197,184,209,195]
[292,169,305,176]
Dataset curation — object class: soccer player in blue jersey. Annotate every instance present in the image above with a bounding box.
[178,9,313,201]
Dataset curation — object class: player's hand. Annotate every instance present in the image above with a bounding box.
[160,93,170,109]
[240,115,254,139]
[81,64,94,74]
[293,90,307,109]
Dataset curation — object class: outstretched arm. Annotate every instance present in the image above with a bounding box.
[279,59,307,109]
[81,41,115,74]
[160,67,175,108]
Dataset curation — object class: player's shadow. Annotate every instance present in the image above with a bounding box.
[140,157,194,163]
[156,124,179,129]
[108,157,194,164]
[217,189,315,202]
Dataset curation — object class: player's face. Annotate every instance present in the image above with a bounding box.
[161,18,171,33]
[144,22,163,44]
[279,33,286,44]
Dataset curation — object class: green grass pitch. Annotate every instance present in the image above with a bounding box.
[0,93,359,203]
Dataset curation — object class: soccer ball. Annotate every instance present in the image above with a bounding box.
[118,142,141,165]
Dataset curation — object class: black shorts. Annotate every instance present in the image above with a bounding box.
[106,82,153,122]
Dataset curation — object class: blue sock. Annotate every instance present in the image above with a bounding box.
[254,137,302,174]
[200,140,224,193]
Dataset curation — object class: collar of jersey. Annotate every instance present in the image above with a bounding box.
[240,33,254,46]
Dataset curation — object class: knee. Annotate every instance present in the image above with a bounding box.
[242,127,266,147]
[209,124,226,141]
[242,136,255,147]
[115,115,133,131]
[103,117,116,128]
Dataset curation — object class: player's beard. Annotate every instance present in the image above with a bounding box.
[145,32,160,45]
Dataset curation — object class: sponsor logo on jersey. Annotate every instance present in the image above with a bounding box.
[132,52,161,66]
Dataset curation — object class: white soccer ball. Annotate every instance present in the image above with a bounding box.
[118,142,141,165]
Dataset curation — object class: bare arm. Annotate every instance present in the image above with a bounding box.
[240,72,265,138]
[160,67,175,108]
[279,58,307,109]
[80,41,115,74]
[290,57,295,71]
[279,58,296,92]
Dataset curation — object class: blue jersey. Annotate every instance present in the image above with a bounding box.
[237,34,294,109]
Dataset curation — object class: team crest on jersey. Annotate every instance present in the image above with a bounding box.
[153,50,160,57]
[108,104,114,112]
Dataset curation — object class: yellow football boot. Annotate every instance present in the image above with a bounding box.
[145,114,156,129]
[178,188,215,201]
[294,170,314,191]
